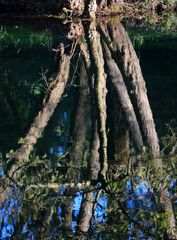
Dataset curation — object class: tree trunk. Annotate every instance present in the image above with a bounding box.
[88,0,97,19]
[88,21,108,179]
[106,22,177,238]
[62,196,73,233]
[76,104,100,235]
[0,52,71,204]
[108,22,159,157]
[76,27,101,235]
[69,63,90,183]
[76,191,94,235]
[102,41,144,153]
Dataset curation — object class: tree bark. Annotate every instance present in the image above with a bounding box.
[79,38,101,181]
[88,22,108,179]
[108,22,159,158]
[102,41,144,153]
[76,26,101,235]
[88,0,97,19]
[64,0,84,16]
[108,0,124,8]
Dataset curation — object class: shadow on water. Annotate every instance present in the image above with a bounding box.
[0,17,177,239]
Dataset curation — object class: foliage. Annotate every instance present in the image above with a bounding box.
[161,13,177,31]
[164,0,177,6]
[0,26,53,51]
[128,13,177,48]
[133,34,144,47]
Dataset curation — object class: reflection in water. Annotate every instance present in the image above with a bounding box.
[0,18,177,239]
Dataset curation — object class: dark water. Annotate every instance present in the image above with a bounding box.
[0,17,177,240]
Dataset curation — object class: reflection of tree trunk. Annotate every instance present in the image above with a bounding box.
[111,96,129,165]
[62,196,73,233]
[0,52,71,204]
[89,121,100,180]
[88,22,108,179]
[76,105,100,235]
[76,28,101,235]
[105,22,177,238]
[61,64,90,236]
[79,32,101,180]
[76,191,94,236]
[69,63,90,183]
[76,100,101,234]
[99,0,108,9]
[160,188,177,239]
[102,41,143,153]
[108,22,159,157]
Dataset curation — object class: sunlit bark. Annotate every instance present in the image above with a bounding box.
[109,0,124,8]
[64,0,84,16]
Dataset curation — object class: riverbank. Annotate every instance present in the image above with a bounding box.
[0,0,176,19]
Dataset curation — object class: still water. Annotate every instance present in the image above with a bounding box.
[0,17,177,240]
